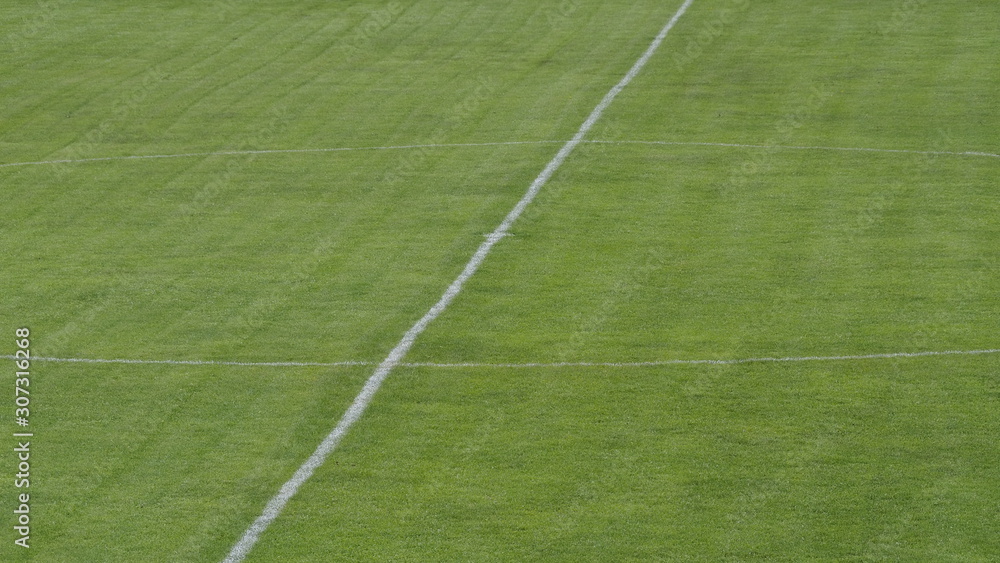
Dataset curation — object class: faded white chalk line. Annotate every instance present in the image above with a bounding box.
[0,141,564,169]
[7,348,1000,370]
[405,348,1000,367]
[11,356,371,368]
[221,1,698,560]
[588,140,1000,160]
[2,140,996,170]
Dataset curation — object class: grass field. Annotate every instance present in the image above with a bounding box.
[2,0,999,560]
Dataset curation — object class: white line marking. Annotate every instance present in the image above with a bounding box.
[221,2,697,560]
[588,140,1000,160]
[2,140,996,171]
[403,348,1000,367]
[8,356,372,367]
[0,141,565,169]
[7,348,1000,370]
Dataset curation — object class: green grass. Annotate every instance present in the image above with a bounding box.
[2,0,999,560]
[255,359,1000,561]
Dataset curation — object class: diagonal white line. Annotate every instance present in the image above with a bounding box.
[8,348,999,370]
[220,2,697,561]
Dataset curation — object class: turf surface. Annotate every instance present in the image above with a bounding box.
[1,0,998,560]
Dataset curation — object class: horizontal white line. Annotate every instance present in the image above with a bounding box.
[589,140,1000,160]
[7,348,999,369]
[0,141,565,169]
[14,356,372,367]
[1,140,996,169]
[406,348,1000,367]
